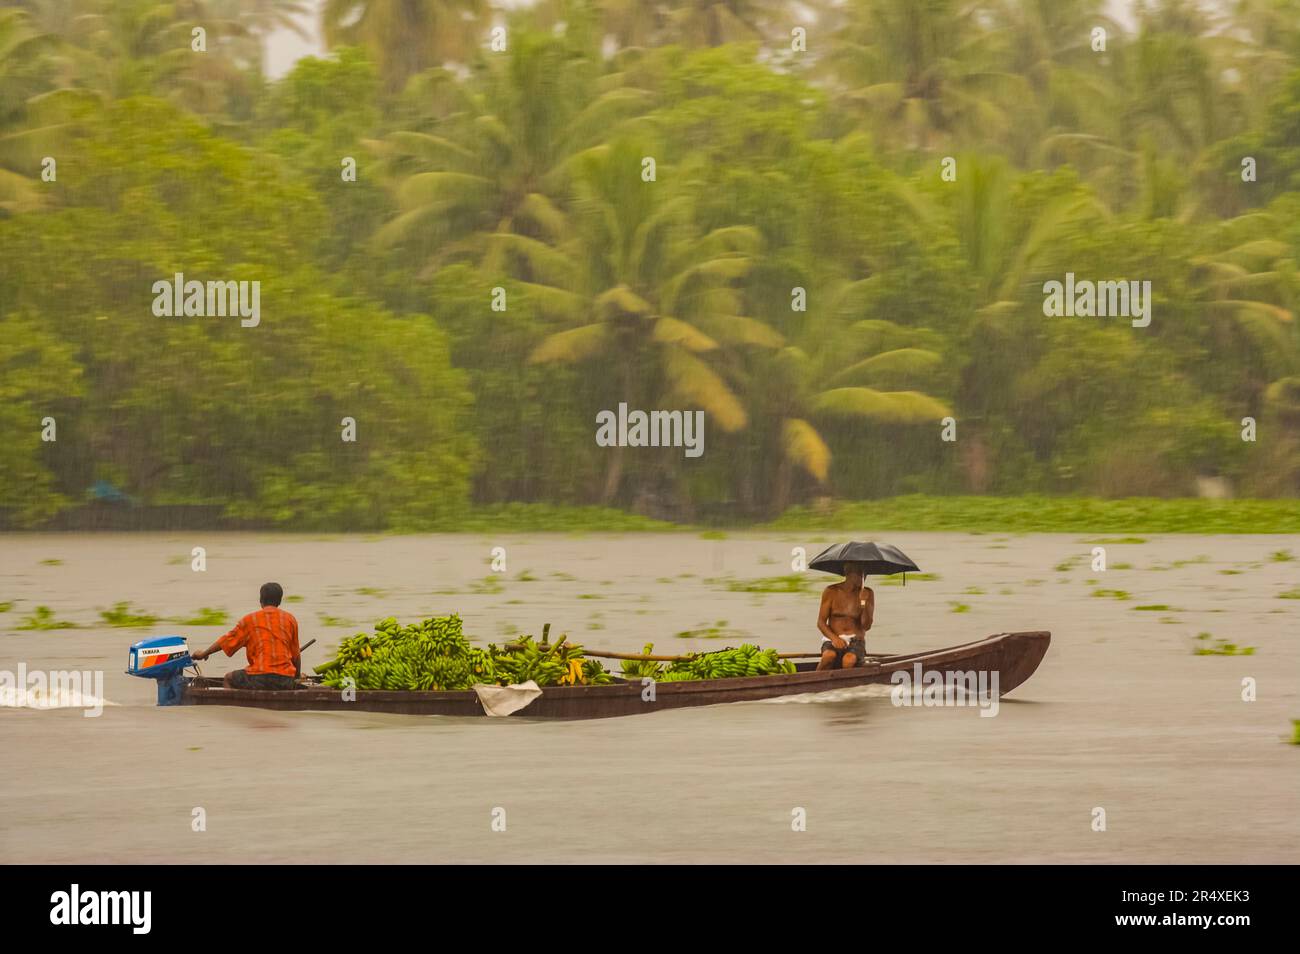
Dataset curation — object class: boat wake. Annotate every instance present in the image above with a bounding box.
[759,684,895,705]
[1,686,117,711]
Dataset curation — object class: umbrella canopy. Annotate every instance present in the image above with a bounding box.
[809,541,920,577]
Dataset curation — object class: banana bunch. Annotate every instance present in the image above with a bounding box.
[314,616,615,691]
[580,659,613,685]
[490,632,568,687]
[467,647,497,682]
[317,614,483,691]
[492,626,612,687]
[551,639,612,686]
[658,644,796,682]
[619,643,663,680]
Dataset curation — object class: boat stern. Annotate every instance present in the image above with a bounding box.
[126,636,193,706]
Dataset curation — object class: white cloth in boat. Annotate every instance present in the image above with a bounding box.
[473,680,542,717]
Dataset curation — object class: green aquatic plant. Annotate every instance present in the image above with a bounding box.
[173,607,228,626]
[878,572,940,586]
[770,499,1300,535]
[99,603,159,627]
[675,620,742,639]
[1193,634,1255,656]
[18,606,79,630]
[724,574,815,594]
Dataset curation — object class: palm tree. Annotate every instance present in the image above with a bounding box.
[546,0,794,51]
[65,0,216,103]
[369,27,650,279]
[321,0,486,92]
[527,139,781,503]
[573,0,663,49]
[201,0,312,75]
[1189,214,1299,409]
[940,155,1105,488]
[825,0,1029,153]
[1263,375,1300,434]
[662,0,777,47]
[711,133,954,510]
[0,8,98,214]
[29,1,292,118]
[229,0,309,38]
[1107,1,1248,170]
[985,0,1122,166]
[752,290,952,511]
[1207,0,1300,140]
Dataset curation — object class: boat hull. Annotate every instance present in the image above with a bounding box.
[178,631,1050,720]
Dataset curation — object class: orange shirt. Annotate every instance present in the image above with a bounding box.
[218,607,300,677]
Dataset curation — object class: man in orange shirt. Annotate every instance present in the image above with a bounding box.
[192,582,301,690]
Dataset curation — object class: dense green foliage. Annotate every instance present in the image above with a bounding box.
[2,0,1298,529]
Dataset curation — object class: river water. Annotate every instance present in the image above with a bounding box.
[2,532,1296,862]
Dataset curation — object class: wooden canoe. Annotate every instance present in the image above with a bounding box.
[179,630,1050,720]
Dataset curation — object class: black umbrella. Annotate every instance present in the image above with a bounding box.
[809,541,920,579]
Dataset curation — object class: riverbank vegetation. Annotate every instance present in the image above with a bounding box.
[2,1,1298,531]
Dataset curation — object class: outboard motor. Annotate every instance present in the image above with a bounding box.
[126,635,193,706]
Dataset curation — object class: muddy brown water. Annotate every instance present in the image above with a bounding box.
[2,532,1297,863]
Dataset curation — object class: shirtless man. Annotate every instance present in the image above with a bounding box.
[816,562,874,670]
